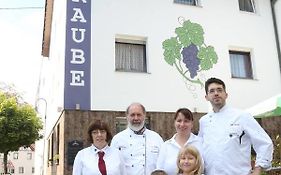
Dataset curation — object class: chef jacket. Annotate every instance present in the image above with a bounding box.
[156,133,203,175]
[111,128,163,175]
[198,105,273,175]
[72,145,127,175]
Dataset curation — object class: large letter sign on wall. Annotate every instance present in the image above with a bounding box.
[64,0,91,110]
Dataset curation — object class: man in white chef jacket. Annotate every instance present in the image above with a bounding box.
[198,77,273,175]
[111,102,164,175]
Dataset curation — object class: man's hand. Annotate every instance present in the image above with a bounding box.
[251,166,262,175]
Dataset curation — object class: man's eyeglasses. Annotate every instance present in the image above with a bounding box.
[208,88,225,94]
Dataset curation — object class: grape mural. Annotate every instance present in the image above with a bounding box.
[163,18,218,90]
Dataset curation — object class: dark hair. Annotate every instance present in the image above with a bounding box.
[204,77,226,94]
[126,102,146,115]
[87,120,113,144]
[174,108,193,121]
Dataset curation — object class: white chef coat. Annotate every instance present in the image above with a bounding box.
[198,105,273,175]
[72,145,127,175]
[156,133,203,175]
[111,128,164,175]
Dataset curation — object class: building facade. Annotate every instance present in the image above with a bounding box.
[38,0,281,174]
[0,147,35,175]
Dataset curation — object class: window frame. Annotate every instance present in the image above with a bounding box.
[174,0,199,6]
[238,0,256,13]
[10,168,15,174]
[229,50,254,79]
[27,153,32,160]
[115,38,147,73]
[13,152,19,159]
[19,167,24,174]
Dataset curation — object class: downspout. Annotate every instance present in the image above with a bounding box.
[271,0,281,75]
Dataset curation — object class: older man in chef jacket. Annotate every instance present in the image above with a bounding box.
[111,102,164,175]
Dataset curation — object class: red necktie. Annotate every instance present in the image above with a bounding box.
[98,151,107,175]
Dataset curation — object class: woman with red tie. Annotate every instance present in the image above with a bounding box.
[73,120,126,175]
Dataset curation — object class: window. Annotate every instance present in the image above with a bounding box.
[19,167,24,174]
[56,124,60,165]
[174,0,198,6]
[13,153,18,159]
[115,39,147,73]
[48,139,51,166]
[27,153,32,160]
[229,51,253,79]
[10,168,14,174]
[238,0,255,13]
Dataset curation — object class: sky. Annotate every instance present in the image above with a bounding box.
[0,0,45,104]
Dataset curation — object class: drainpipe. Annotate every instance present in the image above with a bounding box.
[271,0,281,76]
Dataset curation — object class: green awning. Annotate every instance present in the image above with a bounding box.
[254,96,281,118]
[254,107,281,118]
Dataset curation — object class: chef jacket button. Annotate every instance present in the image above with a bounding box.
[130,144,132,146]
[143,154,145,156]
[143,164,145,167]
[130,135,132,137]
[131,154,133,156]
[131,165,134,167]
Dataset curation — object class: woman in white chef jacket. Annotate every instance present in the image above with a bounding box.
[73,120,126,175]
[156,108,203,175]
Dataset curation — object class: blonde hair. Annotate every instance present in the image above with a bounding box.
[151,169,168,175]
[176,145,203,175]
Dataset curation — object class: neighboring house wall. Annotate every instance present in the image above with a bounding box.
[0,147,35,175]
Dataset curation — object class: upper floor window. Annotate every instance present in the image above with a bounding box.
[10,168,15,174]
[174,0,199,6]
[13,152,18,159]
[229,50,253,79]
[115,39,147,73]
[19,167,24,174]
[27,153,32,160]
[238,0,255,13]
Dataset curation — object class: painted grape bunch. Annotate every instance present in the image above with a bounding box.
[163,19,218,88]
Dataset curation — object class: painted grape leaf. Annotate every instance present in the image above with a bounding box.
[198,46,218,70]
[162,37,182,66]
[175,20,204,47]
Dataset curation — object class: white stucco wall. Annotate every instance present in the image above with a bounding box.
[43,0,281,116]
[42,0,66,136]
[90,0,281,112]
